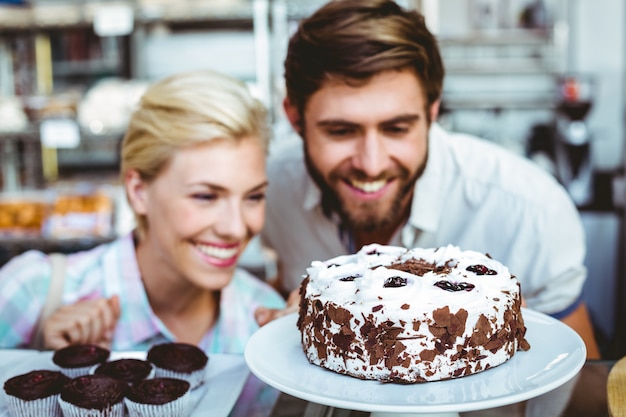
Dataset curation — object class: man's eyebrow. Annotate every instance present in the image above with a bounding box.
[317,119,359,127]
[316,114,421,128]
[381,114,421,124]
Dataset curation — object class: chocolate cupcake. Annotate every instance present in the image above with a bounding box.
[58,374,127,417]
[52,344,110,378]
[93,359,154,385]
[125,377,191,417]
[3,370,70,417]
[147,343,208,389]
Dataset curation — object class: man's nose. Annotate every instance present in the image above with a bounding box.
[351,132,388,177]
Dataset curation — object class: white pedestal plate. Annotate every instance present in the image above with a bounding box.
[245,311,585,417]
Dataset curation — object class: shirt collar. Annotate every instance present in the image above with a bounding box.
[303,173,322,211]
[406,123,447,233]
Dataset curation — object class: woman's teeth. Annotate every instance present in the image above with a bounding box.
[196,244,238,259]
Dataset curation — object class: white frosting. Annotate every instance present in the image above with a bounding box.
[299,244,528,383]
[305,244,515,310]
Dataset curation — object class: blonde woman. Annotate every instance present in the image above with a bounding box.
[0,70,285,354]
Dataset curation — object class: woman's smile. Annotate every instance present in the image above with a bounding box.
[194,241,241,267]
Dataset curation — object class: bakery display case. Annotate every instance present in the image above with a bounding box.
[0,192,48,237]
[0,182,120,266]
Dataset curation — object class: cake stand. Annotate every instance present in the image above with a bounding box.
[244,310,586,417]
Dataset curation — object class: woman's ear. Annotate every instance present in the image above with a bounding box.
[283,97,303,136]
[125,170,148,215]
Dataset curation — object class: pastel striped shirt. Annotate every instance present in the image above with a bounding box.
[0,233,285,354]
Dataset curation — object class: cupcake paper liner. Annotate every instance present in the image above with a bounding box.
[58,397,125,417]
[52,344,110,378]
[5,394,63,417]
[151,367,205,390]
[57,365,95,379]
[124,389,191,417]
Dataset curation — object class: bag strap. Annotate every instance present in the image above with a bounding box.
[30,253,67,350]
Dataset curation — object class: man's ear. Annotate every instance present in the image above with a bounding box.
[429,99,441,123]
[283,97,303,136]
[125,169,148,215]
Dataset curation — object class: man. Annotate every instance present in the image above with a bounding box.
[254,0,600,359]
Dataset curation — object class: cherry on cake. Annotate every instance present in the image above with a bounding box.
[297,244,531,383]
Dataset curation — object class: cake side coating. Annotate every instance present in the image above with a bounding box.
[297,244,530,383]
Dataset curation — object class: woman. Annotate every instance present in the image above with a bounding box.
[0,70,285,354]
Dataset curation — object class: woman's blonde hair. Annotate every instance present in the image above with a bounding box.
[120,70,269,237]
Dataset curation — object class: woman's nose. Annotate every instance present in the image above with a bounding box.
[215,203,247,239]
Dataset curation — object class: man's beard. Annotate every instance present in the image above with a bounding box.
[304,145,426,234]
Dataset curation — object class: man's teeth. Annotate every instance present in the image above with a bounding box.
[351,179,386,193]
[196,245,238,259]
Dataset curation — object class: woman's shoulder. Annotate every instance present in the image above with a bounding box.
[0,250,50,279]
[62,234,134,275]
[0,235,131,289]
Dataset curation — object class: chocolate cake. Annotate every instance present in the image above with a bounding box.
[298,244,531,383]
[93,359,153,385]
[147,343,208,389]
[3,370,70,417]
[58,374,127,417]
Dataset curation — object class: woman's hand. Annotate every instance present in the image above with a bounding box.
[42,295,121,350]
[255,289,300,326]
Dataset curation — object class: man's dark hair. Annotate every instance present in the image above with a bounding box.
[284,0,445,117]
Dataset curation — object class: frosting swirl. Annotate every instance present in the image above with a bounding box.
[305,244,516,312]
